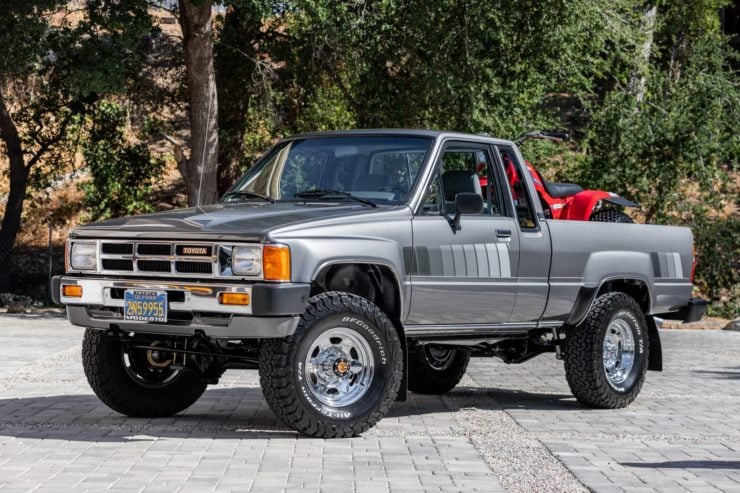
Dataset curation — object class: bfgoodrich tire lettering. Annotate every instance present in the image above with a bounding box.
[259,292,403,438]
[564,292,649,408]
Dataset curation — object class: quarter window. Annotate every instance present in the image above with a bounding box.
[498,147,537,229]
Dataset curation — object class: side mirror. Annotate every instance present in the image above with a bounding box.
[451,193,483,231]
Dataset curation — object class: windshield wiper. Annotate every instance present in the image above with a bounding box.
[294,189,377,208]
[222,191,275,203]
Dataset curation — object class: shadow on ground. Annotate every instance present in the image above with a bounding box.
[0,385,579,442]
[622,460,740,470]
[693,366,740,380]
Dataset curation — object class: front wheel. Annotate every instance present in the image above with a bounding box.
[408,345,470,394]
[564,292,648,408]
[259,292,403,438]
[82,329,207,417]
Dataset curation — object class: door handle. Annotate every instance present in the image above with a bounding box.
[496,229,512,238]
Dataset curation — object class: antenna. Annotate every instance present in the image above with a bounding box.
[196,82,215,209]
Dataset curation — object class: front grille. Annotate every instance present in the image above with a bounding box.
[175,261,212,274]
[102,243,134,255]
[96,240,222,278]
[102,259,134,271]
[138,260,171,272]
[138,243,171,256]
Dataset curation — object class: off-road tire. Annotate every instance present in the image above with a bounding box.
[564,292,649,408]
[82,329,207,417]
[259,292,403,438]
[408,345,470,394]
[590,209,634,223]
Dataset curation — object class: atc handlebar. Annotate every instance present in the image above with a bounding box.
[515,130,570,146]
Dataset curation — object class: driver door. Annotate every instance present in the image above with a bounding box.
[406,142,519,326]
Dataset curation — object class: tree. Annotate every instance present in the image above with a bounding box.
[82,100,165,220]
[178,0,219,206]
[0,0,155,292]
[214,1,275,195]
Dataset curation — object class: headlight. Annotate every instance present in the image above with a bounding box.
[232,246,262,276]
[70,242,97,270]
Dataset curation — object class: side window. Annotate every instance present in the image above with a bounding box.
[420,145,501,216]
[498,147,537,229]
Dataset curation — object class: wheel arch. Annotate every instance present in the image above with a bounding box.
[568,276,653,327]
[567,277,661,372]
[311,261,409,400]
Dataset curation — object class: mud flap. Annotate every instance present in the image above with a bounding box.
[395,329,408,401]
[645,316,663,371]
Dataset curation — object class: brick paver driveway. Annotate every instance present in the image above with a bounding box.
[0,313,738,492]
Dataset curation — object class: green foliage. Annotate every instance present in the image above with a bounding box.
[580,34,738,222]
[81,101,164,220]
[3,0,737,314]
[0,0,159,192]
[692,214,740,319]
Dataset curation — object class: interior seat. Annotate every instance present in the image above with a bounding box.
[442,170,483,214]
[442,170,482,200]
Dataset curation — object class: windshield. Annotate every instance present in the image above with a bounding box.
[224,136,432,205]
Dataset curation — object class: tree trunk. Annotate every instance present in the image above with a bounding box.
[0,91,29,292]
[178,0,219,207]
[630,5,657,103]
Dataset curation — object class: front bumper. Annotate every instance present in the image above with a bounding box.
[52,276,310,339]
[656,297,708,324]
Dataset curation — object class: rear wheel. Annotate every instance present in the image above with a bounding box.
[564,292,648,408]
[408,345,470,394]
[82,329,207,417]
[590,209,634,223]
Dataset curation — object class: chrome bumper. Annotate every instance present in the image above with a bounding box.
[52,276,310,339]
[56,277,256,314]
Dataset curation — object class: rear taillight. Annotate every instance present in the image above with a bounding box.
[690,245,697,283]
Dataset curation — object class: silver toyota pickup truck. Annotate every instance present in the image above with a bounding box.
[52,130,706,438]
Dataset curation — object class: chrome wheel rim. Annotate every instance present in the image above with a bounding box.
[602,318,636,388]
[424,346,456,371]
[304,327,374,407]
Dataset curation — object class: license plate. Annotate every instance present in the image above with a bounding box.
[124,290,167,323]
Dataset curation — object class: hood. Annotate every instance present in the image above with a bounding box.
[70,201,386,241]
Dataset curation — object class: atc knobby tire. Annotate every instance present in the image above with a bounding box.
[82,329,207,417]
[259,292,403,438]
[564,292,648,408]
[590,209,634,223]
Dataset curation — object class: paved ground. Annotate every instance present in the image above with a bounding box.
[0,314,738,492]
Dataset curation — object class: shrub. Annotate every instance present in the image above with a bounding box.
[82,101,164,220]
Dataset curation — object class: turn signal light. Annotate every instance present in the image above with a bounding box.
[263,244,291,281]
[62,285,83,298]
[218,292,250,306]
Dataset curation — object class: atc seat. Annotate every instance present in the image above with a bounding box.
[544,180,583,198]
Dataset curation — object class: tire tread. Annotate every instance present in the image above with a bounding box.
[259,292,403,438]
